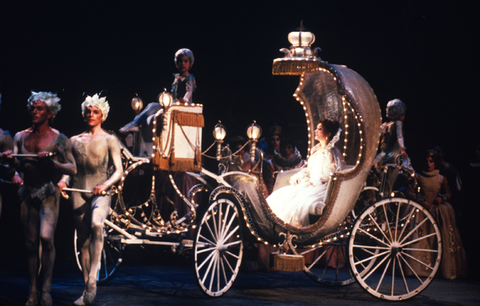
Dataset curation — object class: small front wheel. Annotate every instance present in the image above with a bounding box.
[193,198,244,297]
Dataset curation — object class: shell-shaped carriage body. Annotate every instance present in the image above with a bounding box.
[214,61,382,247]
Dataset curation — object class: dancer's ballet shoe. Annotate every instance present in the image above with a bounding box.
[83,287,96,305]
[25,290,38,306]
[73,291,86,306]
[40,292,52,306]
[25,297,37,306]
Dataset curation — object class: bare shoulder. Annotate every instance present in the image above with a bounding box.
[55,132,73,148]
[105,133,122,148]
[69,134,80,142]
[71,131,90,142]
[14,128,32,140]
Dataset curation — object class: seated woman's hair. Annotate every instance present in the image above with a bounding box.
[318,118,340,141]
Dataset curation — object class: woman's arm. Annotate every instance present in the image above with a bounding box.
[289,167,309,185]
[316,150,337,185]
[437,175,452,204]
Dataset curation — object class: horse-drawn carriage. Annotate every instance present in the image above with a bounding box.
[78,27,441,301]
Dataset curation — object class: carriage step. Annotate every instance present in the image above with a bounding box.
[272,254,304,272]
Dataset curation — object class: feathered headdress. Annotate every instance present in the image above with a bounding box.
[27,91,62,120]
[81,93,110,120]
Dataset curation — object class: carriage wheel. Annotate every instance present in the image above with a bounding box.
[349,198,441,301]
[74,221,124,285]
[193,198,244,297]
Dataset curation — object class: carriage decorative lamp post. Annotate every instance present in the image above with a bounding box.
[213,121,226,161]
[246,121,262,163]
[158,89,173,109]
[129,94,144,155]
[131,94,143,115]
[272,21,321,76]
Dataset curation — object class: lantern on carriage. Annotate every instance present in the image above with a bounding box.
[246,121,262,163]
[272,20,321,76]
[131,94,143,115]
[213,121,226,161]
[158,89,173,109]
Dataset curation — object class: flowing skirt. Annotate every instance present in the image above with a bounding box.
[267,182,327,227]
[431,202,468,279]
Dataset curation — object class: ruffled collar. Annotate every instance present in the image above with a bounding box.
[173,73,192,83]
[420,169,439,177]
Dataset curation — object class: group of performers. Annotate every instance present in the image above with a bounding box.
[1,91,120,306]
[0,45,469,306]
[0,48,196,306]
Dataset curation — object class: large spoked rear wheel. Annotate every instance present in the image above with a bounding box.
[194,198,244,297]
[74,222,124,285]
[349,198,441,301]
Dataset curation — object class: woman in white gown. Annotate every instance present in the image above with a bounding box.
[267,119,345,227]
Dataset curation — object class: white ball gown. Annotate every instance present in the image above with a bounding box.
[267,133,345,227]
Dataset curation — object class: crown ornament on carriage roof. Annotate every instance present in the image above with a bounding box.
[272,21,322,75]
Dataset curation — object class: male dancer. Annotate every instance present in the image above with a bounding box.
[4,91,76,306]
[58,93,123,305]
